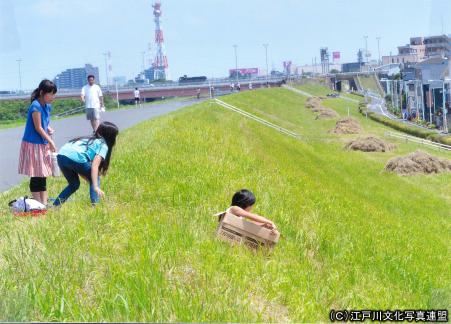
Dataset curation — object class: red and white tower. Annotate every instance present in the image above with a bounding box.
[152,1,168,80]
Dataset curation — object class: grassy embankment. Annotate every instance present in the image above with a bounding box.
[0,86,450,322]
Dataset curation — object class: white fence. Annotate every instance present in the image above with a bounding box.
[214,99,301,140]
[385,131,451,152]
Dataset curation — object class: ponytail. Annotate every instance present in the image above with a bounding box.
[30,88,40,102]
[30,79,57,103]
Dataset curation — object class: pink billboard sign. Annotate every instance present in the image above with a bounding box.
[229,68,259,75]
[333,51,341,60]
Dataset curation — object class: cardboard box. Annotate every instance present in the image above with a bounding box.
[215,212,280,250]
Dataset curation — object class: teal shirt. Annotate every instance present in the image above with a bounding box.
[59,138,108,163]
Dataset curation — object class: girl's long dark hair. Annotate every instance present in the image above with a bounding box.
[70,122,119,175]
[31,79,57,102]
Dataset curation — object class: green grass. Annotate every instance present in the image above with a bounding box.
[292,82,335,97]
[357,75,383,96]
[0,119,26,129]
[0,87,450,322]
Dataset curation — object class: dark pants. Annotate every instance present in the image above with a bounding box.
[53,155,100,206]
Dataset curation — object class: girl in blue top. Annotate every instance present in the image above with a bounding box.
[53,121,119,206]
[18,80,57,205]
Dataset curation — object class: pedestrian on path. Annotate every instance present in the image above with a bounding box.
[81,75,104,132]
[134,87,141,107]
[18,79,58,205]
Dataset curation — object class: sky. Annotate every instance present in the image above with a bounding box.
[0,0,450,90]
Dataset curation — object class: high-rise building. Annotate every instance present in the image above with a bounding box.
[54,64,99,89]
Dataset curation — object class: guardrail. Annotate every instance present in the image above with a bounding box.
[385,131,451,152]
[54,105,85,118]
[0,76,287,100]
[214,98,301,140]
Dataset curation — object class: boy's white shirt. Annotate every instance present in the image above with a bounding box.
[81,84,103,109]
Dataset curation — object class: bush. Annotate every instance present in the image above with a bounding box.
[358,104,451,145]
[0,95,117,123]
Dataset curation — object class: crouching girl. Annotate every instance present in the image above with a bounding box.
[53,121,119,206]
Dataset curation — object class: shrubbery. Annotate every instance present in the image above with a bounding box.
[0,95,116,122]
[358,104,451,145]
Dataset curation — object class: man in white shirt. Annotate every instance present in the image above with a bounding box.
[134,87,141,107]
[81,75,104,131]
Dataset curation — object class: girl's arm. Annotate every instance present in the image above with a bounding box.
[32,112,56,152]
[91,155,105,198]
[229,206,276,228]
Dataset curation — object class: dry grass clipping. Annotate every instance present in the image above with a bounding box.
[305,97,339,119]
[385,150,451,175]
[305,97,321,109]
[331,117,362,134]
[315,109,339,119]
[345,136,396,152]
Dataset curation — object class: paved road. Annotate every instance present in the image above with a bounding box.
[282,85,312,97]
[0,99,200,192]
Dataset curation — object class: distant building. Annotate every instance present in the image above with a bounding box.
[416,56,449,84]
[229,68,259,79]
[382,34,450,65]
[415,57,450,127]
[144,67,155,81]
[113,76,127,87]
[295,63,341,75]
[382,37,426,65]
[54,64,99,89]
[341,62,364,73]
[423,34,450,58]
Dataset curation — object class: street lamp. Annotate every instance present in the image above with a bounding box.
[364,35,368,64]
[233,44,238,84]
[102,52,110,91]
[263,43,269,85]
[376,37,381,66]
[16,59,22,92]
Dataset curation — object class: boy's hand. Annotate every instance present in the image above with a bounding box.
[48,127,55,135]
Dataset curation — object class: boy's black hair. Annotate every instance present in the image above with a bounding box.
[87,75,95,80]
[231,189,256,209]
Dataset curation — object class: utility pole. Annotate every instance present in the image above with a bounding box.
[233,44,238,84]
[442,80,448,133]
[376,37,381,66]
[364,35,369,64]
[102,52,110,91]
[16,59,22,91]
[263,43,269,84]
[141,51,146,72]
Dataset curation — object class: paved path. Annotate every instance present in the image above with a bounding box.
[282,85,312,97]
[0,99,200,192]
